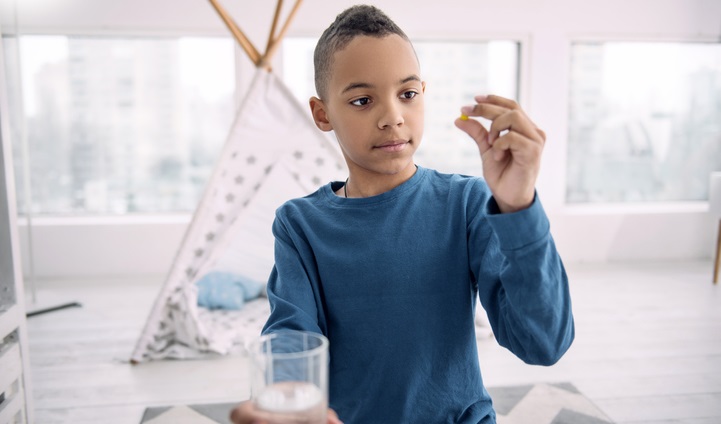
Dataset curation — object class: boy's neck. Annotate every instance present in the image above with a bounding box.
[340,163,418,198]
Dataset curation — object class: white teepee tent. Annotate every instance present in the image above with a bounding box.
[131,0,346,362]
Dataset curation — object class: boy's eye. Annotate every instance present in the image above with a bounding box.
[350,97,370,106]
[401,91,418,100]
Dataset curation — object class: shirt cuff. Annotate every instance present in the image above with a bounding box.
[485,192,550,251]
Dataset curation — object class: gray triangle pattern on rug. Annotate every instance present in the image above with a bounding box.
[549,382,581,394]
[141,402,237,424]
[140,406,171,422]
[552,408,615,424]
[491,383,614,424]
[486,384,535,415]
[139,383,613,424]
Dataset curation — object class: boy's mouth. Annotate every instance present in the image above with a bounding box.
[374,139,409,152]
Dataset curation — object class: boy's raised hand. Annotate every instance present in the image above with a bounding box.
[454,95,546,213]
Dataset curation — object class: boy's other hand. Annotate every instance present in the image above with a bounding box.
[454,95,546,213]
[229,401,344,424]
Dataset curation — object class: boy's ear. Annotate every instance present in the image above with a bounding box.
[422,81,426,93]
[309,97,333,132]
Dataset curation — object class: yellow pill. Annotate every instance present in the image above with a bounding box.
[460,114,469,121]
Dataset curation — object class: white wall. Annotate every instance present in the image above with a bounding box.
[4,0,720,278]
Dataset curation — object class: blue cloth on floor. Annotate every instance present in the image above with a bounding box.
[196,271,264,310]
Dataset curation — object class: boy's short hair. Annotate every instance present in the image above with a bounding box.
[313,5,411,99]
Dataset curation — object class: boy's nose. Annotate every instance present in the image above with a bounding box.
[377,103,404,129]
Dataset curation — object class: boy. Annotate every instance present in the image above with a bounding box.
[231,4,574,424]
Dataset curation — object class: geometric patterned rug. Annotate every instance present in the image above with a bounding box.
[488,383,614,424]
[140,382,614,424]
[141,403,237,424]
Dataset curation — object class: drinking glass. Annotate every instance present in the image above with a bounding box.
[249,330,329,423]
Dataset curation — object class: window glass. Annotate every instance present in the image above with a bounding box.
[5,35,235,214]
[282,38,519,175]
[567,42,721,203]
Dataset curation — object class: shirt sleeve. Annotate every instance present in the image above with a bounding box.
[262,212,327,337]
[471,191,575,366]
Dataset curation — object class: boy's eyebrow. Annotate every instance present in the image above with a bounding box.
[341,75,422,94]
[342,82,373,94]
[400,75,422,84]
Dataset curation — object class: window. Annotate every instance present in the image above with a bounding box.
[4,35,235,215]
[282,38,519,175]
[567,42,721,203]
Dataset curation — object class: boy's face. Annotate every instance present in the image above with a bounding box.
[311,34,425,179]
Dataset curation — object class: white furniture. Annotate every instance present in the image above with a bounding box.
[0,27,33,424]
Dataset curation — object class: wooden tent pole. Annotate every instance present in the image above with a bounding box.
[208,0,262,65]
[265,0,284,56]
[260,0,303,68]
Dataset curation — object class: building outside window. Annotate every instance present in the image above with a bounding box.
[4,35,236,215]
[567,41,721,204]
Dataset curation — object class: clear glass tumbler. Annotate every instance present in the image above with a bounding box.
[249,330,329,423]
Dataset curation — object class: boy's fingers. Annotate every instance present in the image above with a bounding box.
[230,402,342,424]
[454,117,490,154]
[461,103,506,121]
[488,110,544,146]
[491,131,542,164]
[468,96,544,142]
[475,94,519,110]
[328,409,344,424]
[229,402,261,424]
[459,94,546,159]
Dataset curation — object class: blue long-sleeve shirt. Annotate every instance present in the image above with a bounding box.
[263,166,574,423]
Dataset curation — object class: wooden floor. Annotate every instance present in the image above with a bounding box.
[25,261,721,424]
